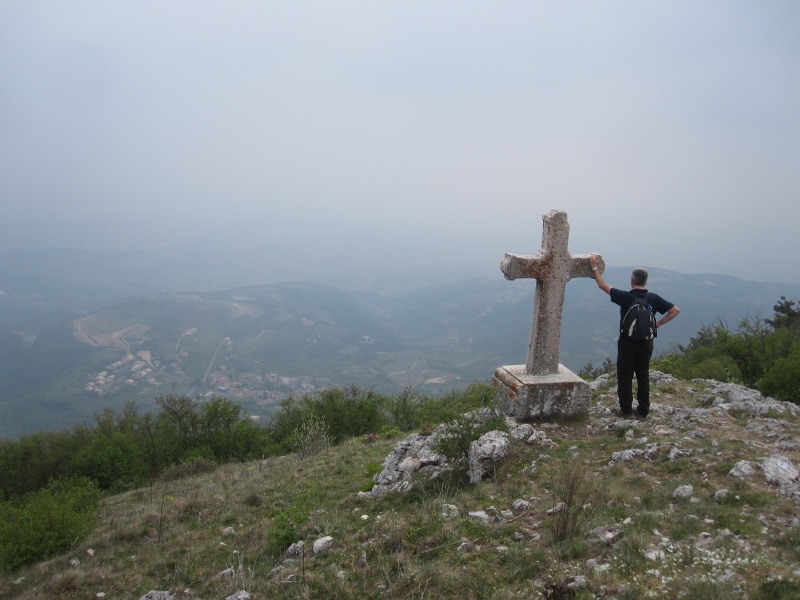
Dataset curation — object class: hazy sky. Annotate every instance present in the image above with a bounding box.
[2,1,799,285]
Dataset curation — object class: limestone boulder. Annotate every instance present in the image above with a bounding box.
[468,430,511,484]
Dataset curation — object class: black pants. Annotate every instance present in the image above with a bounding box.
[617,337,654,416]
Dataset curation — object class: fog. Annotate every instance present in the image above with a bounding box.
[2,1,799,289]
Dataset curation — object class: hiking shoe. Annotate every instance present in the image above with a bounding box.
[618,410,634,418]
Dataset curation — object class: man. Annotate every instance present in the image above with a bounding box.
[589,254,680,418]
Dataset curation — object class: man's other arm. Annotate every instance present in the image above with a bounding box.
[657,305,681,330]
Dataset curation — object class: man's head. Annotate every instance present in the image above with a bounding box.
[631,268,648,287]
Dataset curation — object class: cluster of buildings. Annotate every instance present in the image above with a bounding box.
[83,352,325,406]
[84,353,159,396]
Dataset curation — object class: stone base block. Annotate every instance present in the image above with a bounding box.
[493,364,590,420]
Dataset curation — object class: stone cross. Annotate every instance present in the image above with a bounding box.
[501,209,603,376]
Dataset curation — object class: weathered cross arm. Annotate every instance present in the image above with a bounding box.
[501,252,605,281]
[570,253,605,279]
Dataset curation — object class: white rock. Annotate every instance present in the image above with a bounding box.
[285,541,304,559]
[139,593,175,600]
[512,499,531,512]
[762,455,798,486]
[567,575,588,589]
[441,504,460,519]
[610,448,644,464]
[509,423,534,440]
[468,510,491,523]
[672,485,694,499]
[728,461,756,478]
[468,430,511,484]
[312,536,334,554]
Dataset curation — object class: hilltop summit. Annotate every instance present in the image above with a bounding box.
[4,374,799,599]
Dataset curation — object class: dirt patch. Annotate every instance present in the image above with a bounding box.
[72,316,149,351]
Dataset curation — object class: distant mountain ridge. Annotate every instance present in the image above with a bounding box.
[0,269,798,439]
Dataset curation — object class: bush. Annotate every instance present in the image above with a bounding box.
[268,512,300,553]
[433,411,506,469]
[289,414,333,459]
[417,382,497,428]
[0,477,100,571]
[758,355,800,403]
[385,387,422,430]
[71,432,148,492]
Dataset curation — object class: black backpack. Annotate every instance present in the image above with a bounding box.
[621,293,656,341]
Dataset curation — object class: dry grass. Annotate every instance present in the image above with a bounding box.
[2,379,800,599]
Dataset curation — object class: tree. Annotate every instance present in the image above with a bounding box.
[759,355,800,404]
[199,397,242,462]
[155,394,200,461]
[767,296,800,330]
[71,432,148,491]
[714,315,772,387]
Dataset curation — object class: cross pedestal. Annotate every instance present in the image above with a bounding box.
[493,209,604,419]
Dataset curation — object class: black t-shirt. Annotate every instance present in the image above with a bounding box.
[609,288,675,336]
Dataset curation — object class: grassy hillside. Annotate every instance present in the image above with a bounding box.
[3,376,799,599]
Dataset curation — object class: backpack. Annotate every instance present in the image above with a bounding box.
[621,293,656,341]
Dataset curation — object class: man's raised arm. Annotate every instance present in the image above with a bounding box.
[589,254,612,295]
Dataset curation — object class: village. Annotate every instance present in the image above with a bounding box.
[83,349,323,408]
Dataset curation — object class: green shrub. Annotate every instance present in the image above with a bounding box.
[267,495,314,554]
[385,387,422,430]
[379,425,402,438]
[268,512,299,553]
[758,355,800,403]
[433,412,506,469]
[0,477,100,571]
[289,413,333,458]
[418,382,497,429]
[71,432,148,492]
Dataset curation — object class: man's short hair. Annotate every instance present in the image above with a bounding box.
[631,268,648,286]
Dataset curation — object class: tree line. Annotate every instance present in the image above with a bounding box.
[0,383,495,571]
[0,383,494,502]
[652,296,800,403]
